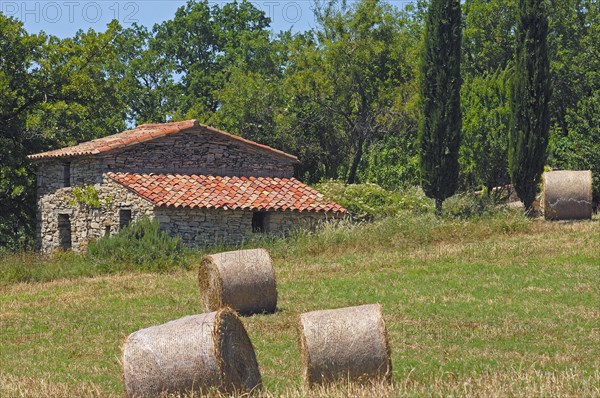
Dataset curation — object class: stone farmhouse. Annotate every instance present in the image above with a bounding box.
[28,120,346,253]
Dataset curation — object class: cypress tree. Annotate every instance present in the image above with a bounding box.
[509,0,551,213]
[419,0,462,215]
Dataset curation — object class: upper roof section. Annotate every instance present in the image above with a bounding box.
[27,120,300,163]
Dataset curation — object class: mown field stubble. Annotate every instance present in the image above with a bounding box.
[1,211,599,397]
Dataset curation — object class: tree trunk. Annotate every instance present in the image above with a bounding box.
[435,198,443,216]
[523,198,535,217]
[346,138,364,184]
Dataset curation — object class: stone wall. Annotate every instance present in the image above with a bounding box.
[154,208,251,247]
[36,157,102,196]
[38,172,338,252]
[101,127,296,178]
[35,161,66,196]
[267,211,332,234]
[72,157,103,186]
[154,208,333,248]
[36,178,154,253]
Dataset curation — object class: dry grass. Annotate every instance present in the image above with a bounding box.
[2,368,598,397]
[1,213,599,397]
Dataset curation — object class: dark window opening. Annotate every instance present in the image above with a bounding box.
[252,211,266,233]
[105,225,111,237]
[63,162,71,187]
[119,209,132,228]
[57,214,72,250]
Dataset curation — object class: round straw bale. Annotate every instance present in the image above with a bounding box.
[122,308,261,397]
[542,170,593,220]
[199,248,277,315]
[298,304,392,387]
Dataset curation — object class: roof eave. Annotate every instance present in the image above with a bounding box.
[27,151,100,161]
[152,204,346,214]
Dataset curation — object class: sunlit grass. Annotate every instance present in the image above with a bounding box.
[0,211,598,397]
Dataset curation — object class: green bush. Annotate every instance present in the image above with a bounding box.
[442,193,500,219]
[357,133,421,189]
[460,68,511,192]
[86,218,191,272]
[314,181,434,221]
[550,92,600,204]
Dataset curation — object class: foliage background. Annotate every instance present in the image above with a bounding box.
[1,0,598,249]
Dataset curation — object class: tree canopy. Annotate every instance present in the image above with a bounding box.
[509,0,551,212]
[0,0,598,248]
[419,0,462,213]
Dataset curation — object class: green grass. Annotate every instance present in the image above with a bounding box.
[1,211,599,397]
[0,218,199,284]
[0,185,512,285]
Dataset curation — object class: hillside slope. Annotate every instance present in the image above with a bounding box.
[1,212,599,397]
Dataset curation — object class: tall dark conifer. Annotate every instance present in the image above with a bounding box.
[509,0,551,212]
[419,0,462,215]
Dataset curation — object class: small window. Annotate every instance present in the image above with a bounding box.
[119,209,132,229]
[63,162,71,187]
[57,214,72,250]
[252,212,266,233]
[105,225,111,237]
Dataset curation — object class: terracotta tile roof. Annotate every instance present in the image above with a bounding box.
[27,120,299,163]
[106,173,346,214]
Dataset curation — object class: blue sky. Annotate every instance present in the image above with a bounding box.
[1,0,322,37]
[1,0,417,38]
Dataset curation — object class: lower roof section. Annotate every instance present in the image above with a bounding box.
[106,172,346,214]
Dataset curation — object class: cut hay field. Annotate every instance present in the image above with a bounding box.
[1,212,599,397]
